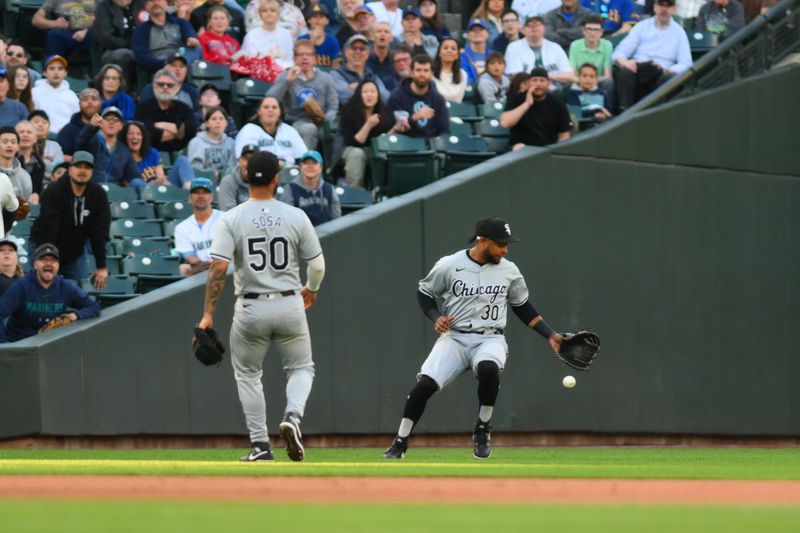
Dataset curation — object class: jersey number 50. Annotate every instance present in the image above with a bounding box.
[247,236,289,272]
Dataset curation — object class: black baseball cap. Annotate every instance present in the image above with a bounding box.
[248,151,281,185]
[34,243,60,261]
[240,143,258,156]
[0,237,18,251]
[469,217,519,244]
[530,66,549,79]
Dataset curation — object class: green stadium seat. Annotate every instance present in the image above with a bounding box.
[99,182,138,203]
[445,100,480,122]
[109,201,157,219]
[123,255,181,276]
[370,134,438,198]
[65,77,89,92]
[480,101,505,119]
[448,117,474,136]
[162,219,181,238]
[8,218,33,237]
[28,203,40,219]
[279,166,301,185]
[80,274,137,294]
[109,218,165,239]
[476,118,510,153]
[116,236,173,256]
[231,77,272,125]
[189,60,232,92]
[155,200,192,220]
[335,185,373,214]
[93,292,141,308]
[140,184,189,204]
[430,134,496,177]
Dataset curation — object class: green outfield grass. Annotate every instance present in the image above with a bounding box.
[1,501,799,533]
[1,447,799,479]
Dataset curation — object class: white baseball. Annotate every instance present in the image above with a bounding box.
[562,375,576,388]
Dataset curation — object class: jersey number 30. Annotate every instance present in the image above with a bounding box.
[247,236,289,272]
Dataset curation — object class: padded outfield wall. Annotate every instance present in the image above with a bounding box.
[1,66,798,440]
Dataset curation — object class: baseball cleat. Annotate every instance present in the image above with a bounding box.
[240,441,274,462]
[472,420,492,459]
[382,436,408,459]
[279,413,305,462]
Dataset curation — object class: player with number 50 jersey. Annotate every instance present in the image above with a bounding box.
[201,151,325,463]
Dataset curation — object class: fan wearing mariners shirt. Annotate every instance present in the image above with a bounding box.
[198,150,325,463]
[383,217,562,460]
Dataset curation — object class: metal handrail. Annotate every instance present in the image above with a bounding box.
[628,0,800,113]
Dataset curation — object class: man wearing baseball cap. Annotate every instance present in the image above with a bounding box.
[31,55,80,134]
[30,151,112,288]
[399,6,438,57]
[0,68,29,128]
[57,88,102,160]
[0,237,22,297]
[279,150,340,227]
[76,106,139,186]
[218,144,256,211]
[331,34,391,104]
[383,216,563,460]
[174,177,223,276]
[504,15,574,87]
[612,0,691,111]
[461,19,492,84]
[500,66,571,148]
[0,243,101,343]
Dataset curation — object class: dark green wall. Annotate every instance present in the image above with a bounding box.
[1,66,798,440]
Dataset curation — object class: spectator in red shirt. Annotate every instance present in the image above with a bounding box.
[199,5,241,63]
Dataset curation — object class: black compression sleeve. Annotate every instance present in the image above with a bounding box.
[417,290,441,322]
[511,301,538,325]
[512,301,555,339]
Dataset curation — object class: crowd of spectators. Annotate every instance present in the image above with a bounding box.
[0,0,765,341]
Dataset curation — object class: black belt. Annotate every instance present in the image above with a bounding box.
[243,290,296,300]
[452,328,504,335]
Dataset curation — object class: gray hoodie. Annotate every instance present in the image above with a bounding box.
[0,157,33,201]
[187,131,236,178]
[267,68,339,123]
[217,165,249,211]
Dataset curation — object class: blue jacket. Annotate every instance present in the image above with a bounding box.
[387,78,450,138]
[132,15,197,72]
[101,92,137,121]
[0,270,100,343]
[57,112,88,157]
[76,126,140,186]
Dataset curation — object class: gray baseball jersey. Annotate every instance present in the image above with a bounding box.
[419,250,529,332]
[209,199,322,295]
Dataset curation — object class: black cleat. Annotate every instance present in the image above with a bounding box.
[240,441,274,461]
[279,413,305,462]
[382,436,408,459]
[473,420,492,459]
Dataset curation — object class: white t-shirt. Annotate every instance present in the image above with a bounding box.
[240,26,294,69]
[209,198,322,295]
[367,1,404,37]
[235,122,308,166]
[504,37,572,77]
[174,209,223,261]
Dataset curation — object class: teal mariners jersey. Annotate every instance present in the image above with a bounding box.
[419,250,530,331]
[209,198,322,295]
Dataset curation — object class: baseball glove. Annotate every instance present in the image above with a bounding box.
[301,96,326,125]
[556,331,600,371]
[192,326,225,366]
[14,197,30,221]
[38,313,76,334]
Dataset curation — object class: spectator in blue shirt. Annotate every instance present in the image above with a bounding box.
[461,19,493,84]
[0,243,101,343]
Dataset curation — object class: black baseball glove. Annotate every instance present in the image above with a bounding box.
[556,331,600,371]
[192,326,225,366]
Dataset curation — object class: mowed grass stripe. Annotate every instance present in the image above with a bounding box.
[2,500,800,533]
[0,448,799,479]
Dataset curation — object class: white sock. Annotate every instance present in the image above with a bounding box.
[397,418,414,438]
[478,406,493,423]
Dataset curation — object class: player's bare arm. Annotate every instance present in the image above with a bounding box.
[198,258,229,330]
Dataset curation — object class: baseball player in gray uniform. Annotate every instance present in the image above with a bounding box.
[383,217,562,459]
[197,151,326,462]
